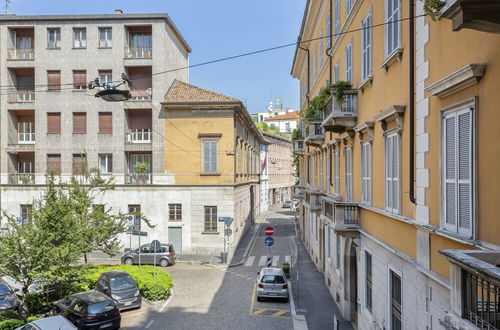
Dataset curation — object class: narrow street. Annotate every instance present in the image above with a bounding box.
[121,206,345,330]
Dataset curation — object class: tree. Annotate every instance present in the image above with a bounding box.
[256,122,269,131]
[0,171,126,301]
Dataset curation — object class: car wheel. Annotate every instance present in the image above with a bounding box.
[124,257,134,265]
[257,297,262,302]
[159,259,170,267]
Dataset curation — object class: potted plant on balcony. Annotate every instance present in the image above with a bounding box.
[19,174,31,184]
[282,262,290,278]
[301,86,331,122]
[330,81,353,104]
[421,0,445,20]
[135,162,150,184]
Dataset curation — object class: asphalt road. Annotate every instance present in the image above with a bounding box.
[121,207,297,330]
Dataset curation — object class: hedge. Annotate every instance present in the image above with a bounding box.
[84,265,173,301]
[0,319,25,330]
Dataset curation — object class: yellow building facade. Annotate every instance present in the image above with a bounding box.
[291,0,500,329]
[162,80,264,260]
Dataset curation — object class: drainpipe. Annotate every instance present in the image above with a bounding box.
[298,37,310,104]
[409,0,416,204]
[326,0,333,84]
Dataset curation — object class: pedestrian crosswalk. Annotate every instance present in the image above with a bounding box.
[245,255,292,267]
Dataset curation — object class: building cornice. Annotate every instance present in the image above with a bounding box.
[374,105,406,133]
[425,63,486,98]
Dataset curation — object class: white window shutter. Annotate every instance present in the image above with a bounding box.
[444,115,457,228]
[458,111,472,235]
[385,135,393,211]
[393,134,399,213]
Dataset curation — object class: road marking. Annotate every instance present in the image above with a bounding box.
[249,282,257,316]
[251,308,291,318]
[121,309,150,319]
[272,310,290,317]
[159,288,174,312]
[258,256,267,266]
[244,256,255,267]
[145,320,154,328]
[253,308,268,315]
[285,255,291,264]
[272,255,279,267]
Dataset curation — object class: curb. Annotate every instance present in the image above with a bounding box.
[228,214,267,267]
[288,280,308,330]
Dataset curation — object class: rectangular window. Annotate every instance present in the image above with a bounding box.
[99,27,112,48]
[99,154,112,174]
[346,0,353,15]
[334,62,339,83]
[47,28,61,48]
[20,205,32,225]
[73,70,87,89]
[319,32,324,67]
[98,70,112,85]
[98,112,112,134]
[327,149,331,192]
[73,28,87,48]
[47,154,61,175]
[365,252,373,312]
[204,206,218,232]
[47,113,61,133]
[443,107,473,237]
[361,142,372,204]
[203,140,218,174]
[334,0,340,37]
[361,12,372,80]
[169,204,182,221]
[345,147,353,201]
[345,42,352,82]
[47,71,61,91]
[72,154,86,175]
[336,235,340,270]
[313,51,317,81]
[385,133,400,213]
[386,0,401,56]
[390,270,402,330]
[73,112,87,134]
[334,151,340,194]
[327,227,331,258]
[326,11,331,49]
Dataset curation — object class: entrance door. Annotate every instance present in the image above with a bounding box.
[168,227,182,253]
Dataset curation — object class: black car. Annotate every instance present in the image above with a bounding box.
[95,271,141,311]
[53,290,120,330]
[0,279,19,311]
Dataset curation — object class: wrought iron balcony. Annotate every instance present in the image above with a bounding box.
[322,89,358,133]
[125,173,152,184]
[7,48,34,60]
[331,202,359,234]
[8,173,35,185]
[125,129,152,143]
[293,140,304,155]
[124,47,152,59]
[8,90,35,103]
[304,121,324,146]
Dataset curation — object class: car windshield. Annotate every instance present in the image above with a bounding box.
[0,284,12,296]
[109,275,135,291]
[88,301,115,314]
[261,275,285,284]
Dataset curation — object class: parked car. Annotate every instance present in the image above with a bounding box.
[52,290,120,330]
[256,267,289,302]
[0,278,20,311]
[293,199,300,207]
[15,315,77,330]
[121,243,175,267]
[282,200,293,208]
[95,271,141,311]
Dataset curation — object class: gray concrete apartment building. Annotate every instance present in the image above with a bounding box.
[0,11,194,252]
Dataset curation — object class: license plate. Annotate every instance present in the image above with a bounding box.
[268,292,278,296]
[100,323,113,329]
[124,301,133,306]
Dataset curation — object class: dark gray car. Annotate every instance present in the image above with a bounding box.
[121,243,175,267]
[95,271,141,311]
[0,279,19,311]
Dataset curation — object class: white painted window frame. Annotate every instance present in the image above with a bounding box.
[384,0,401,57]
[385,132,400,214]
[334,0,340,38]
[334,150,340,195]
[345,41,352,82]
[345,147,353,202]
[334,62,340,83]
[361,11,372,81]
[361,141,372,204]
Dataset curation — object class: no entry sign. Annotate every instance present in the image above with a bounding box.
[264,226,274,236]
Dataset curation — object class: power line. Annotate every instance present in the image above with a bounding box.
[0,14,426,93]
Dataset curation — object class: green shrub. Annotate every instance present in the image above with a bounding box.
[26,316,38,323]
[24,293,50,315]
[0,319,25,330]
[0,311,22,323]
[84,265,173,301]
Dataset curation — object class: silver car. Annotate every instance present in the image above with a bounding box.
[15,315,76,330]
[256,268,289,302]
[121,243,176,267]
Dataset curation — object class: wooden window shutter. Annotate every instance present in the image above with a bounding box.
[73,112,87,133]
[98,112,112,133]
[72,154,86,175]
[47,113,61,133]
[47,71,61,90]
[47,154,61,174]
[457,111,472,233]
[73,70,87,88]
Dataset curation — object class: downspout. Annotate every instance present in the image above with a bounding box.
[298,37,310,104]
[326,0,333,84]
[409,0,416,204]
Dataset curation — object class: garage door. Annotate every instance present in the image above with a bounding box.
[168,227,182,253]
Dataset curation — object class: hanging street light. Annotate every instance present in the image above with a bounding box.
[89,73,133,102]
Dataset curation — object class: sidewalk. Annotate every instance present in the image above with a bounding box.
[291,233,353,330]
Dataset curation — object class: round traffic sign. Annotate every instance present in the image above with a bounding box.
[264,226,274,236]
[265,236,274,247]
[224,228,233,236]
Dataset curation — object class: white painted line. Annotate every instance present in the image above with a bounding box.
[145,320,154,328]
[159,288,174,312]
[258,256,267,266]
[244,256,255,267]
[272,255,279,267]
[285,255,291,264]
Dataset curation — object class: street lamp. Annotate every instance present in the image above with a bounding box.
[89,73,132,102]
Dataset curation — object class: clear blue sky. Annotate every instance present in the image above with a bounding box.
[10,0,305,114]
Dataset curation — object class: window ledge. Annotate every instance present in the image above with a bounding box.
[46,133,61,135]
[72,47,87,50]
[47,47,61,50]
[202,231,220,235]
[98,47,112,49]
[380,48,403,71]
[359,76,373,91]
[72,89,87,92]
[200,173,221,176]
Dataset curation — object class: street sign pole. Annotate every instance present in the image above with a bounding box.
[138,219,141,267]
[154,248,156,278]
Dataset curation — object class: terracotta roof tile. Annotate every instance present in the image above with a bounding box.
[165,80,240,103]
[265,112,300,121]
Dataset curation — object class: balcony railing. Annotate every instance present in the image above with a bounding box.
[130,89,151,101]
[304,122,324,146]
[293,140,304,154]
[7,48,34,60]
[463,270,500,329]
[126,129,152,143]
[8,90,35,103]
[124,47,152,59]
[125,173,152,184]
[322,89,358,132]
[332,202,359,232]
[292,185,305,199]
[18,132,35,144]
[8,173,35,185]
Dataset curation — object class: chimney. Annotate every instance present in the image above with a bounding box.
[114,9,123,14]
